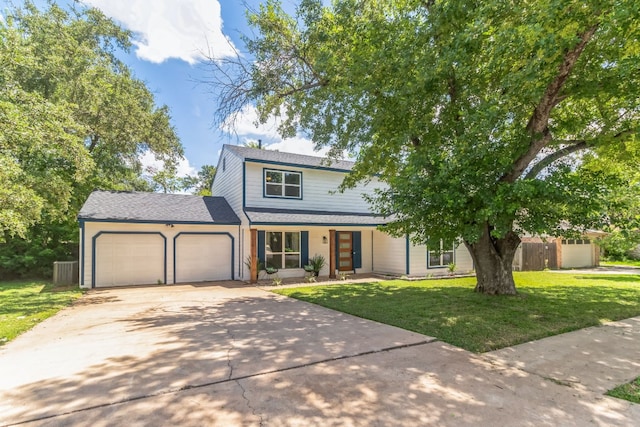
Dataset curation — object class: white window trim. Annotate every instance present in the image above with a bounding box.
[263,169,302,199]
[427,241,455,268]
[265,231,301,269]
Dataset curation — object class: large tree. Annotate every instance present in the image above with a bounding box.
[0,1,183,277]
[210,0,640,294]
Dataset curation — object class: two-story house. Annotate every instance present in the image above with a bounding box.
[78,144,474,288]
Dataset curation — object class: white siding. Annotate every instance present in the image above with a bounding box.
[244,162,382,213]
[454,245,474,273]
[372,231,406,275]
[372,237,474,278]
[210,150,245,223]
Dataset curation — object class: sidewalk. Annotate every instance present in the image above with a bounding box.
[485,316,640,396]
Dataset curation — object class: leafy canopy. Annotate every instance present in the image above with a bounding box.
[0,1,183,277]
[215,0,640,250]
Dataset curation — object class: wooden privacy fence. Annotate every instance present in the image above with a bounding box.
[520,242,558,271]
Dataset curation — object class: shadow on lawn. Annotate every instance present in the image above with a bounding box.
[282,279,640,352]
[1,288,633,427]
[572,274,640,283]
[0,283,79,318]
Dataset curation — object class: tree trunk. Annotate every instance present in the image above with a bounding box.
[465,223,521,295]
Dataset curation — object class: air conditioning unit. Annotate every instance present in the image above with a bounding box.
[53,261,79,285]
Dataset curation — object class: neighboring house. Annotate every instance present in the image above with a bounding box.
[513,234,603,271]
[79,145,602,288]
[78,145,473,288]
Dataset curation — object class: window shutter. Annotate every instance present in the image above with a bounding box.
[257,231,265,265]
[301,231,309,266]
[352,231,362,269]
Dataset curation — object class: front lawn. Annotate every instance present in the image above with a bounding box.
[607,376,640,404]
[0,281,83,345]
[274,272,640,352]
[601,260,640,268]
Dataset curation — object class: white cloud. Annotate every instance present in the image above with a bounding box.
[220,104,283,139]
[263,137,330,157]
[139,151,197,177]
[223,104,331,157]
[83,0,236,64]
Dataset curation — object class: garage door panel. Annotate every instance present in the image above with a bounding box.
[96,234,164,287]
[563,244,593,268]
[175,234,231,282]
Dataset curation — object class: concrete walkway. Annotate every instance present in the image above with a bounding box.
[0,283,638,426]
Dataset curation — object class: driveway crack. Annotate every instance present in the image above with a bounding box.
[235,379,265,427]
[4,340,437,427]
[226,328,236,380]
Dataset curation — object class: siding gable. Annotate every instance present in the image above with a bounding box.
[244,162,382,214]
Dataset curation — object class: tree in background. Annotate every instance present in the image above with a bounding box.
[0,1,183,278]
[192,165,217,196]
[210,0,640,294]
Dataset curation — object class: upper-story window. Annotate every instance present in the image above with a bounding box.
[264,169,302,199]
[428,241,455,268]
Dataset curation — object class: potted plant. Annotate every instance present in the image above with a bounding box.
[304,254,326,277]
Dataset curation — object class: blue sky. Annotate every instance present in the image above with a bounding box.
[3,0,325,177]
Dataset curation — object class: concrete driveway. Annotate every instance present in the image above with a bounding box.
[0,283,638,426]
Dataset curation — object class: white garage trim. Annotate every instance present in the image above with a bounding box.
[92,231,167,288]
[172,232,235,282]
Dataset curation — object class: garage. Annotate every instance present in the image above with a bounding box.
[174,233,233,283]
[94,232,166,287]
[561,239,595,268]
[79,191,240,288]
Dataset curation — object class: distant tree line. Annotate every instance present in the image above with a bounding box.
[0,1,213,279]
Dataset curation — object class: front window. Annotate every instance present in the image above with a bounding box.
[264,169,301,199]
[266,232,300,269]
[428,241,455,268]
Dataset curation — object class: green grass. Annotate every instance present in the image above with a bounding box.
[274,272,640,353]
[606,377,640,404]
[0,281,83,345]
[601,260,640,268]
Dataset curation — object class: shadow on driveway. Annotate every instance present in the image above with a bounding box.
[0,284,638,426]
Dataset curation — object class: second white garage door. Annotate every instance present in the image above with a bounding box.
[174,233,232,283]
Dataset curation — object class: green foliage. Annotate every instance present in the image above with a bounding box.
[0,280,83,345]
[0,220,77,280]
[305,254,326,276]
[0,1,183,278]
[598,230,640,261]
[274,271,640,352]
[214,0,640,293]
[191,165,217,196]
[607,377,640,404]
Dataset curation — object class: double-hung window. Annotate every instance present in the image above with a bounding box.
[266,232,301,269]
[264,169,301,199]
[428,241,455,268]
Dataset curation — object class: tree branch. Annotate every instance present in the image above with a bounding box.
[500,23,600,183]
[277,80,327,98]
[524,140,588,179]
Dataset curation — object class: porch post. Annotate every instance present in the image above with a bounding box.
[329,229,336,279]
[250,228,258,283]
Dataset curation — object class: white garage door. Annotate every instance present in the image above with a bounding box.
[562,240,593,268]
[95,233,165,287]
[175,233,232,283]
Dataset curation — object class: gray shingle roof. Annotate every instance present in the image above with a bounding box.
[78,191,241,224]
[244,207,387,226]
[224,144,355,171]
